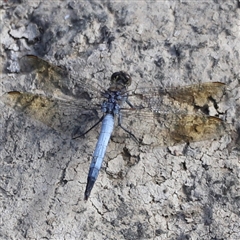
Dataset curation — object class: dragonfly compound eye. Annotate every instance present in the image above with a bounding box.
[111,71,132,87]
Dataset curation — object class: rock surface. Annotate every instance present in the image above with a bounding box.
[0,1,240,239]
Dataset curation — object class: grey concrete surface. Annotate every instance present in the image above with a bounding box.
[0,1,240,239]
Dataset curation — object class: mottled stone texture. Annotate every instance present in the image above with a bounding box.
[0,1,240,239]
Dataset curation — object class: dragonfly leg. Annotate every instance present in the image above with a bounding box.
[72,116,104,139]
[126,99,144,110]
[117,113,139,144]
[126,99,134,108]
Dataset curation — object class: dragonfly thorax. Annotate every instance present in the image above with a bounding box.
[101,91,124,115]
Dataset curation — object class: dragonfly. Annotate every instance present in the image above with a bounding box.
[1,55,226,200]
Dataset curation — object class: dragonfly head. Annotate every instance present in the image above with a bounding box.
[109,71,132,91]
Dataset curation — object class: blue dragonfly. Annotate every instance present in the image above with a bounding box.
[1,55,226,200]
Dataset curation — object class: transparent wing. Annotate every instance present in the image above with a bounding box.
[119,110,225,146]
[127,82,226,111]
[19,55,103,100]
[0,91,101,137]
[118,82,226,146]
[2,55,108,137]
[4,56,227,146]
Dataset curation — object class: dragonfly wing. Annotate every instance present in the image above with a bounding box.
[165,82,226,106]
[116,82,227,146]
[120,110,225,146]
[129,82,226,112]
[19,55,71,97]
[0,91,101,137]
[19,55,102,99]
